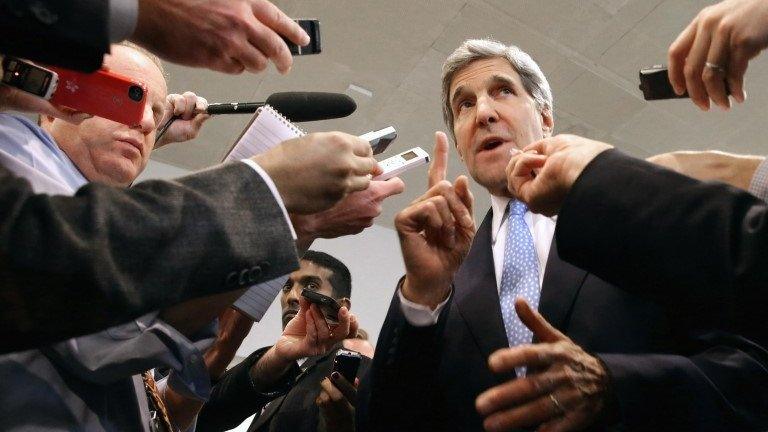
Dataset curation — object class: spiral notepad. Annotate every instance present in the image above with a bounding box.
[224,104,306,162]
[227,105,304,321]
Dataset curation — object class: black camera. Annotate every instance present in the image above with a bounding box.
[128,85,144,102]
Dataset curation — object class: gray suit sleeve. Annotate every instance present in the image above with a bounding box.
[0,161,298,353]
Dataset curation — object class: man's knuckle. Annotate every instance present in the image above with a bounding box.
[683,64,698,80]
[702,68,720,84]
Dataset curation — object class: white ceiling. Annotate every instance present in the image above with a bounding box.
[154,0,768,226]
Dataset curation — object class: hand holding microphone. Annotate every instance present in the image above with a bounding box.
[154,92,357,144]
[155,92,211,148]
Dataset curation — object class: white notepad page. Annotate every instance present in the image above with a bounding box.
[227,105,305,321]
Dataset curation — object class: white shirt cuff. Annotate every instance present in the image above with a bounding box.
[398,287,451,327]
[241,159,297,240]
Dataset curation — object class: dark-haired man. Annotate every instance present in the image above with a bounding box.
[196,251,370,432]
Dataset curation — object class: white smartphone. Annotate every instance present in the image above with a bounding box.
[359,126,397,155]
[373,147,430,181]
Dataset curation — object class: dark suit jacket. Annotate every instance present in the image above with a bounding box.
[556,149,768,342]
[0,162,298,353]
[364,207,768,431]
[0,0,108,71]
[197,345,371,432]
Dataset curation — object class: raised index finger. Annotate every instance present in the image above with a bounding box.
[428,131,449,188]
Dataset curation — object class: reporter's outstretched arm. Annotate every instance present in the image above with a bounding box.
[162,308,255,431]
[647,150,765,196]
[0,0,307,76]
[131,0,309,74]
[0,161,298,353]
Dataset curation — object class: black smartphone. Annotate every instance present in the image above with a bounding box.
[283,19,321,55]
[639,64,730,100]
[332,349,362,383]
[301,288,340,323]
[2,57,58,99]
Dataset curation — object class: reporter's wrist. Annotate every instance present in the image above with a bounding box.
[268,343,299,366]
[291,213,319,243]
[250,154,296,212]
[249,346,294,389]
[401,277,451,310]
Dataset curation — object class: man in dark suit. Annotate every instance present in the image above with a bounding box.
[504,0,768,338]
[0,0,387,352]
[508,135,768,341]
[196,251,370,432]
[363,38,768,432]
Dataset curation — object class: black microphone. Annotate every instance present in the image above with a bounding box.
[206,92,357,122]
[155,92,357,144]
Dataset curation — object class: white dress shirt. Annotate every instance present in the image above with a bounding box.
[399,194,556,326]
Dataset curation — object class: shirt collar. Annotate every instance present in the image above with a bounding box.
[490,194,512,243]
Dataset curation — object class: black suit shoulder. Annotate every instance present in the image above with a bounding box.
[556,149,768,334]
[0,0,108,71]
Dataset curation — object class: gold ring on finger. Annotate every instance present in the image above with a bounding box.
[549,393,565,416]
[705,62,726,73]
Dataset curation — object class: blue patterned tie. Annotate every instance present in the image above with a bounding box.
[499,200,540,376]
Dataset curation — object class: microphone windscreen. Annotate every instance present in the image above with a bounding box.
[265,92,357,122]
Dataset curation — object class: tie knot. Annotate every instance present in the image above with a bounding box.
[509,200,527,216]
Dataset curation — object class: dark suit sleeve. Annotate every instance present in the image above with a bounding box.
[0,0,109,71]
[555,150,768,429]
[556,149,768,335]
[364,287,450,432]
[0,162,298,353]
[598,332,768,431]
[196,347,300,432]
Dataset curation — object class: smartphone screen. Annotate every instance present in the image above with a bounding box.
[333,349,361,382]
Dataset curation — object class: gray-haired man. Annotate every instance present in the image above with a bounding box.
[363,39,768,432]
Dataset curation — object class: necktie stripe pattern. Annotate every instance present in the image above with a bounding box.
[499,200,540,376]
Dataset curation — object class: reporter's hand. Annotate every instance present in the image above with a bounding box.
[506,134,612,216]
[316,373,359,432]
[274,297,358,362]
[254,132,379,214]
[132,0,309,74]
[155,92,210,147]
[292,178,405,244]
[0,85,90,123]
[476,300,609,432]
[397,131,475,309]
[668,0,768,110]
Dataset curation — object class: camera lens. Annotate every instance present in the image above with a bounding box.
[128,85,144,102]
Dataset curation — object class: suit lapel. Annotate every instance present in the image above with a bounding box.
[248,351,335,432]
[537,239,588,332]
[454,209,509,365]
[248,393,285,432]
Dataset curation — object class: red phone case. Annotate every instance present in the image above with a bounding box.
[48,66,147,127]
